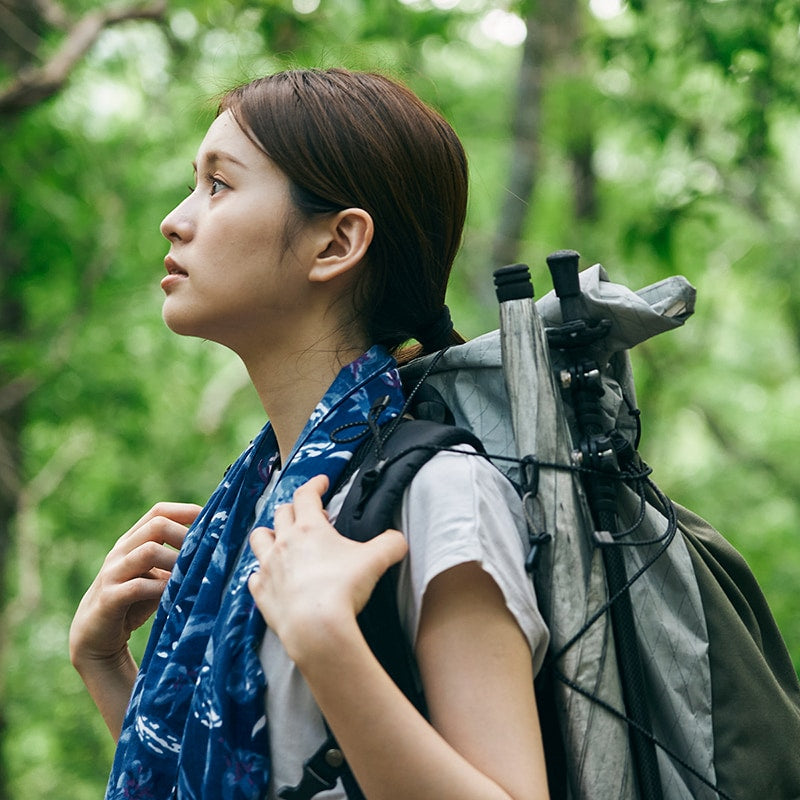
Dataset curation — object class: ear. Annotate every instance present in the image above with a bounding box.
[308,208,374,283]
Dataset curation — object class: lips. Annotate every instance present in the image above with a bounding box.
[161,255,189,291]
[164,255,188,276]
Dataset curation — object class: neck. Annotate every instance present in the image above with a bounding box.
[240,340,369,465]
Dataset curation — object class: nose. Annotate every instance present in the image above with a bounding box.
[160,195,194,242]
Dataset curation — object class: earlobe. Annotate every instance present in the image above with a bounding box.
[308,208,374,283]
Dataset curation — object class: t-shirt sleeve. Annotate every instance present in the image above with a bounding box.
[395,446,549,676]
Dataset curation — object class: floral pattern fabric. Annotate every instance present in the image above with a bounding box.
[106,346,406,800]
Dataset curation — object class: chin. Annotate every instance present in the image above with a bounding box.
[162,304,203,338]
[162,307,242,354]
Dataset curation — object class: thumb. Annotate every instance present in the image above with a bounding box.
[364,529,408,575]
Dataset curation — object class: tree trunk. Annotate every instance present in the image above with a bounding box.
[571,134,597,221]
[0,135,28,800]
[490,0,583,269]
[0,2,47,788]
[490,1,544,271]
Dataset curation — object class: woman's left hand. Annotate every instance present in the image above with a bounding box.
[247,474,407,663]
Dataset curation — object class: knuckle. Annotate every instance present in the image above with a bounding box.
[149,501,173,518]
[139,540,164,559]
[149,514,170,531]
[146,515,178,538]
[271,539,288,557]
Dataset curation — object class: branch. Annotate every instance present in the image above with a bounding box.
[0,1,43,58]
[6,429,94,626]
[0,377,37,415]
[0,0,167,116]
[21,428,94,508]
[32,0,70,30]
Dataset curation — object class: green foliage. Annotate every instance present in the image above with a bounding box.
[2,0,800,795]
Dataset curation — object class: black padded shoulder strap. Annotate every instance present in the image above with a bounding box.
[278,420,483,800]
[278,419,486,800]
[334,418,485,715]
[335,418,486,543]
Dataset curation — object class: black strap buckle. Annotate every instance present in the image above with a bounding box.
[277,736,346,800]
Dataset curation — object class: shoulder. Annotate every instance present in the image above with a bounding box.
[398,443,526,574]
[403,443,520,513]
[397,446,549,672]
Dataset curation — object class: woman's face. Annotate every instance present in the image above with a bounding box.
[160,110,318,351]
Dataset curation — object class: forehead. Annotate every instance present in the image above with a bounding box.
[194,110,269,170]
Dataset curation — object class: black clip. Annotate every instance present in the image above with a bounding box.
[520,454,540,499]
[278,738,346,800]
[352,460,387,520]
[525,532,552,573]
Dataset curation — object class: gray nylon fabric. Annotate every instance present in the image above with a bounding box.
[401,265,715,798]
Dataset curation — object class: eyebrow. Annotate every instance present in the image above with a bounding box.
[192,150,247,173]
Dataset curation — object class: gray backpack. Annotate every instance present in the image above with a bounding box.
[398,259,800,799]
[285,258,800,800]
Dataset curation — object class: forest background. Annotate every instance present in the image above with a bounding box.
[1,0,799,796]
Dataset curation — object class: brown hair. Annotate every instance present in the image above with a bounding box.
[219,68,467,359]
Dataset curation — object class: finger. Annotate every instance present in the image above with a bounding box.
[247,570,269,609]
[147,567,174,583]
[249,527,275,560]
[125,502,203,538]
[367,529,409,574]
[128,503,203,532]
[119,517,191,555]
[291,475,329,517]
[273,503,295,528]
[251,525,275,540]
[112,540,182,582]
[107,575,172,607]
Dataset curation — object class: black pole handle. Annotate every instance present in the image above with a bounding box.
[494,263,534,303]
[545,249,583,323]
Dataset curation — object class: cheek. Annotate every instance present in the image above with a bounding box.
[193,234,263,288]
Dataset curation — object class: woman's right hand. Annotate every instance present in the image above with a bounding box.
[69,502,201,738]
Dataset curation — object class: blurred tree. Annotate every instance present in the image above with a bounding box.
[0,2,514,795]
[1,4,170,797]
[0,1,166,113]
[491,0,587,268]
[1,0,799,796]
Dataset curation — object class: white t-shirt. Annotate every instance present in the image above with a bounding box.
[257,446,549,799]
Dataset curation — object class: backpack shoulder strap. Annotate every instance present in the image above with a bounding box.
[334,417,485,710]
[279,419,484,800]
[335,417,485,542]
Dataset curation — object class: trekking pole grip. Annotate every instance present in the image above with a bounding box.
[545,249,583,322]
[494,263,534,303]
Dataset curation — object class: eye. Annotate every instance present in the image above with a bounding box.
[210,177,227,196]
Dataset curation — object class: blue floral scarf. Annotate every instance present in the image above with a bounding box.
[106,346,406,800]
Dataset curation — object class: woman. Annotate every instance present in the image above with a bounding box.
[70,68,550,800]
